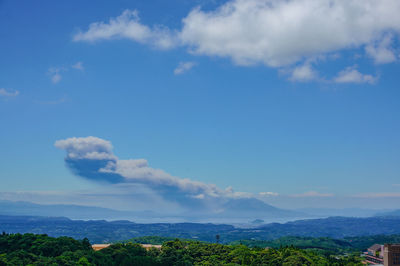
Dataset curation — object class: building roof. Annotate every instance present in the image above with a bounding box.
[142,244,162,250]
[92,244,111,251]
[368,244,382,252]
[92,243,162,251]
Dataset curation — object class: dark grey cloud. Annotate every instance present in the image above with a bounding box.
[65,158,124,184]
[55,136,229,209]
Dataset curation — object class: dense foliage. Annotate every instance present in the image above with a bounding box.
[126,235,400,258]
[230,237,353,255]
[0,233,364,265]
[230,235,400,254]
[122,236,185,245]
[343,235,400,251]
[0,233,92,265]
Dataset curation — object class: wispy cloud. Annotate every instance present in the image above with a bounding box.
[288,62,318,82]
[290,191,334,198]
[333,66,377,84]
[0,88,19,97]
[259,192,279,197]
[353,192,400,198]
[48,67,63,84]
[48,62,84,84]
[174,61,196,75]
[73,10,177,50]
[366,34,398,64]
[72,61,84,71]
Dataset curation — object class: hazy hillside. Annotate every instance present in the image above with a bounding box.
[218,198,305,218]
[2,215,400,244]
[0,199,307,223]
[297,208,390,218]
[376,209,400,217]
[0,200,155,220]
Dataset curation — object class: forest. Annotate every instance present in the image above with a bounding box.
[0,233,364,265]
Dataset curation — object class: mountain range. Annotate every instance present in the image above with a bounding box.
[1,199,397,224]
[0,199,306,223]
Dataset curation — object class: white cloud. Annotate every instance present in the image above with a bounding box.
[291,191,334,197]
[102,158,224,196]
[334,65,377,84]
[365,34,397,64]
[0,88,19,97]
[289,62,318,82]
[55,136,117,160]
[52,73,62,83]
[73,0,400,84]
[192,193,205,199]
[72,61,84,71]
[179,0,400,66]
[48,62,84,84]
[174,61,197,75]
[259,191,279,197]
[73,10,177,49]
[48,67,63,84]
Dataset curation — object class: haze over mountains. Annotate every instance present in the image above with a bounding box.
[0,199,395,224]
[1,214,400,244]
[0,199,304,223]
[0,200,149,221]
[375,209,400,217]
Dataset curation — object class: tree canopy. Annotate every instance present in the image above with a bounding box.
[0,233,365,265]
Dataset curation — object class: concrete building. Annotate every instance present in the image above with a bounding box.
[364,244,384,265]
[363,243,400,265]
[384,244,400,266]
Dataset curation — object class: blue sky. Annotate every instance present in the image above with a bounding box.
[1,0,400,210]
